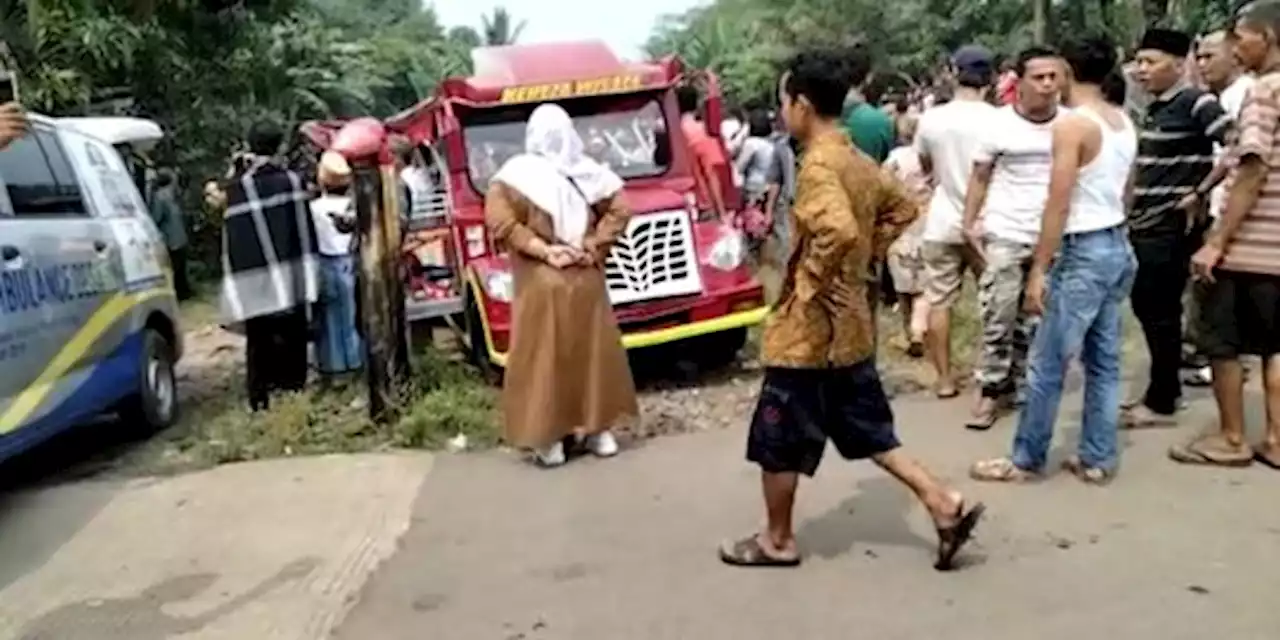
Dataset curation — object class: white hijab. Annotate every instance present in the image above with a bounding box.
[491,104,624,248]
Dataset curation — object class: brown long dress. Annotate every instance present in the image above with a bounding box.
[485,181,639,449]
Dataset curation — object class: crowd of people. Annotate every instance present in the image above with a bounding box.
[498,3,1276,568]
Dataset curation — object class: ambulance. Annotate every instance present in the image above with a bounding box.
[0,115,181,462]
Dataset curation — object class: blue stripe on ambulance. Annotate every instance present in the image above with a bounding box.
[0,330,144,461]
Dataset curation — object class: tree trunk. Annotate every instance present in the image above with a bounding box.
[1144,0,1170,24]
[352,160,409,423]
[1033,0,1051,43]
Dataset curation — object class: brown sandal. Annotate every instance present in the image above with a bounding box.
[1253,443,1280,470]
[934,502,986,571]
[1062,456,1114,485]
[718,534,801,568]
[969,458,1036,482]
[1168,435,1253,467]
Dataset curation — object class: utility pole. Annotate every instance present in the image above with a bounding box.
[333,118,410,423]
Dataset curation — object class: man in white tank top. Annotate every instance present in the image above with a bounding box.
[959,46,1065,430]
[971,37,1139,485]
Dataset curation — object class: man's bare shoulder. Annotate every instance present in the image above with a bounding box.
[1053,111,1099,139]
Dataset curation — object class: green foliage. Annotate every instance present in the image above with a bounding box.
[480,7,526,46]
[646,0,1230,107]
[2,0,509,271]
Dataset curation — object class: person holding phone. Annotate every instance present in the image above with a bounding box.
[0,102,27,149]
[484,104,638,468]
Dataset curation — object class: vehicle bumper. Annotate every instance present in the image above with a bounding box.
[482,303,768,368]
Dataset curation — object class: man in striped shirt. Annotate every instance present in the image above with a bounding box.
[1126,28,1231,428]
[1178,1,1280,469]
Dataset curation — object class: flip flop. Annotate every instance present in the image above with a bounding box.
[965,408,999,431]
[965,398,1008,431]
[719,534,801,568]
[1121,405,1179,430]
[936,386,960,400]
[907,341,925,359]
[1168,435,1253,467]
[1252,445,1280,470]
[934,502,986,571]
[969,457,1037,482]
[1062,456,1114,485]
[1182,366,1213,387]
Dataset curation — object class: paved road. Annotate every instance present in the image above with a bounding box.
[335,387,1280,640]
[2,381,1278,639]
[0,454,432,640]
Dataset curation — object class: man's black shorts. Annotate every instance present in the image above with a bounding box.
[1198,270,1280,359]
[746,359,901,477]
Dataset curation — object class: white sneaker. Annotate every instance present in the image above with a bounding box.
[586,431,619,458]
[535,441,566,467]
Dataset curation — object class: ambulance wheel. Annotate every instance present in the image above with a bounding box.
[121,328,178,433]
[465,292,503,385]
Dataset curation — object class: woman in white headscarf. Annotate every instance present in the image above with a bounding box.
[486,104,638,467]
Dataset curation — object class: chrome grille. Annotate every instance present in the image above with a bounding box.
[604,209,703,305]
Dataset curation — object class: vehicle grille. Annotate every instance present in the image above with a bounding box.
[604,209,703,305]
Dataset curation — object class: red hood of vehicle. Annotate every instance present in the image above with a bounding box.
[617,181,694,215]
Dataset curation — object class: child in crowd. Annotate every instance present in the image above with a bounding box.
[883,113,931,357]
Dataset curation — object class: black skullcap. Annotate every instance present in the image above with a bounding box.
[1139,28,1193,57]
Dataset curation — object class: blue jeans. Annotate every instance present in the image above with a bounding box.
[1011,226,1137,472]
[317,254,363,375]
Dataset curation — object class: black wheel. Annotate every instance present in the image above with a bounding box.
[694,328,748,370]
[464,289,503,385]
[120,328,178,433]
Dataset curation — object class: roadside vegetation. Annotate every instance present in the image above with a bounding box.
[118,341,499,476]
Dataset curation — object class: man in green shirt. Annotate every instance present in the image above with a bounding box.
[842,86,895,163]
[149,168,191,300]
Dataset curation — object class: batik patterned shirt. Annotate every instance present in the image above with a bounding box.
[762,130,918,368]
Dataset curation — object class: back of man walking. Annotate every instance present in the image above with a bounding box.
[220,120,320,411]
[916,45,999,398]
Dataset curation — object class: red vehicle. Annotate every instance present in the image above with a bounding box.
[305,41,767,372]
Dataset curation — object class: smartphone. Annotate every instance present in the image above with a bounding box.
[0,71,19,104]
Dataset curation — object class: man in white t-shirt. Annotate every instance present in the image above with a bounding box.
[959,46,1066,429]
[915,44,998,397]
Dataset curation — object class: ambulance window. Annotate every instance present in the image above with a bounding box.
[0,128,87,217]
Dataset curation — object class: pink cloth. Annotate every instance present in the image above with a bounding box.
[997,72,1018,106]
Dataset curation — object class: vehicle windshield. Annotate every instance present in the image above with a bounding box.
[463,93,670,192]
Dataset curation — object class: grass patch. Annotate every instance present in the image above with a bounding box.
[179,281,222,329]
[117,345,499,476]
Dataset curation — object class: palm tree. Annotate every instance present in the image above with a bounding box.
[480,7,525,46]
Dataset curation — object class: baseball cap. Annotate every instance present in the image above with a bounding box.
[952,45,995,86]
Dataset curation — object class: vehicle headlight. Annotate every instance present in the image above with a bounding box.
[483,271,514,303]
[706,231,746,271]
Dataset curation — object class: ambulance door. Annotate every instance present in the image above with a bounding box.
[0,122,115,440]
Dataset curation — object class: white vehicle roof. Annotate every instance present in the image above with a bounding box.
[58,117,164,151]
